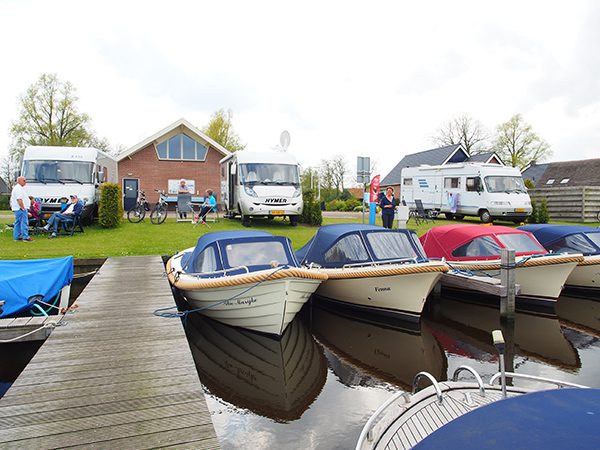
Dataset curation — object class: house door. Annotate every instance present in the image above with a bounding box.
[123,178,139,211]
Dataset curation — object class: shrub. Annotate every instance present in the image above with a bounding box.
[538,199,550,224]
[0,194,9,210]
[325,199,344,211]
[343,198,361,211]
[528,201,538,224]
[98,183,123,228]
[524,179,535,189]
[300,190,322,226]
[353,205,364,212]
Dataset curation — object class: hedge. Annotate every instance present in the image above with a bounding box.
[0,193,9,210]
[98,183,123,228]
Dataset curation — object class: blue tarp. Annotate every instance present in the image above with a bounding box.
[414,388,600,449]
[0,256,73,318]
[519,224,600,255]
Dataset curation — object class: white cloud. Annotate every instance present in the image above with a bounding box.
[1,0,598,179]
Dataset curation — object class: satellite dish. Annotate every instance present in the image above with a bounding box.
[279,130,291,151]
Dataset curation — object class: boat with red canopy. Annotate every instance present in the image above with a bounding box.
[420,224,583,300]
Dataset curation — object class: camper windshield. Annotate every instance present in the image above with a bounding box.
[239,163,299,186]
[484,176,526,193]
[23,160,94,184]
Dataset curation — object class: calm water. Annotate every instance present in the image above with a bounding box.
[182,291,600,450]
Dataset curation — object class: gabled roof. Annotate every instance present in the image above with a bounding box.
[0,176,8,194]
[381,144,468,186]
[531,159,600,188]
[116,118,230,162]
[467,152,504,165]
[521,163,549,186]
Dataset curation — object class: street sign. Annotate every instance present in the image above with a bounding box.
[357,156,371,184]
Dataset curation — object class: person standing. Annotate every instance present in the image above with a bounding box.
[10,176,33,241]
[178,178,190,219]
[379,187,396,229]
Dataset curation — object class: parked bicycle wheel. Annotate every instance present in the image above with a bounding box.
[127,204,146,223]
[150,204,168,224]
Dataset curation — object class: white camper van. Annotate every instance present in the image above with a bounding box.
[21,146,118,223]
[220,151,303,226]
[400,162,532,223]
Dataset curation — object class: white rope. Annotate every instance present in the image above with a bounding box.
[0,315,66,343]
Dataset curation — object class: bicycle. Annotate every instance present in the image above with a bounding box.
[150,190,169,224]
[127,190,149,223]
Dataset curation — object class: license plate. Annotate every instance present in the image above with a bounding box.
[514,208,525,213]
[270,210,284,215]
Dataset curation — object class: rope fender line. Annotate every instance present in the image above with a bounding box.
[449,254,584,271]
[166,258,328,291]
[578,256,600,266]
[0,315,67,344]
[325,263,449,280]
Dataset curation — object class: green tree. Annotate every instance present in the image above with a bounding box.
[10,73,108,158]
[493,114,551,170]
[202,109,245,152]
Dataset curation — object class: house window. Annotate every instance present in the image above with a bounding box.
[403,178,413,186]
[560,178,570,184]
[546,179,555,185]
[155,133,208,161]
[444,177,460,189]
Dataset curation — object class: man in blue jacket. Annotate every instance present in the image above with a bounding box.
[41,194,84,238]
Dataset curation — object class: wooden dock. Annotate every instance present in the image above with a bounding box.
[0,316,58,343]
[0,256,220,449]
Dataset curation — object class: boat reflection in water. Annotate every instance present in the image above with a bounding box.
[557,293,600,338]
[309,303,446,390]
[184,312,327,422]
[429,296,580,371]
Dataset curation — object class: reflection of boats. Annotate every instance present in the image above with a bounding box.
[429,296,580,370]
[557,293,600,337]
[184,312,327,422]
[296,224,448,320]
[0,256,72,318]
[309,304,446,389]
[420,224,583,301]
[519,224,600,290]
[167,231,327,335]
[356,330,591,450]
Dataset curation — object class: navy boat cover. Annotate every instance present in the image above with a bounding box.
[295,224,427,268]
[519,224,600,256]
[0,256,73,318]
[181,230,300,275]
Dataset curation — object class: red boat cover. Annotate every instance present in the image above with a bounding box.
[419,224,546,261]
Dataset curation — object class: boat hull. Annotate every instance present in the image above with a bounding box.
[448,254,582,299]
[314,262,447,319]
[565,255,600,290]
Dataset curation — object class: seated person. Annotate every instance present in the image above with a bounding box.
[197,189,217,223]
[28,196,41,226]
[41,194,83,238]
[178,178,190,219]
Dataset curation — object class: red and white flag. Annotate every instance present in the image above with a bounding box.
[369,175,380,202]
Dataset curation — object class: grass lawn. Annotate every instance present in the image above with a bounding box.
[1,212,598,260]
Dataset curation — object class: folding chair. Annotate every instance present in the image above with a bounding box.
[411,199,433,225]
[176,193,193,222]
[61,210,84,236]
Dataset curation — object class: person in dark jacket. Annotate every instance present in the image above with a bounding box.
[379,187,396,229]
[41,194,84,238]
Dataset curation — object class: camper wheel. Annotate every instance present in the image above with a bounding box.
[479,209,492,223]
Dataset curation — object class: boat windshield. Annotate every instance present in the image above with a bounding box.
[545,233,599,255]
[484,176,526,193]
[239,163,299,186]
[496,233,545,253]
[365,232,418,261]
[23,160,94,184]
[225,241,291,268]
[452,236,501,258]
[324,234,370,265]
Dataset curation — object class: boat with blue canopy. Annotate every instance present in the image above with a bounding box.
[295,224,448,320]
[166,231,327,336]
[0,256,73,319]
[519,224,600,290]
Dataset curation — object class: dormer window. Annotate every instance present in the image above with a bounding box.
[560,178,570,184]
[155,133,208,161]
[546,179,555,185]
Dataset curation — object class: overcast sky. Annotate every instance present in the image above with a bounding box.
[1,0,598,180]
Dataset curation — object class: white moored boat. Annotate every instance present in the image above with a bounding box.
[420,224,583,302]
[167,231,327,336]
[295,224,448,320]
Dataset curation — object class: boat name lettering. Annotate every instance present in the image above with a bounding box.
[237,297,257,306]
[374,348,391,359]
[374,287,391,292]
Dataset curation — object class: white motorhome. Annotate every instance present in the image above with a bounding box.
[21,146,118,223]
[220,151,303,226]
[400,162,532,223]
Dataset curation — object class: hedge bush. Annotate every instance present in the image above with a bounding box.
[528,201,538,223]
[299,190,322,226]
[0,193,9,210]
[538,199,550,224]
[98,183,123,228]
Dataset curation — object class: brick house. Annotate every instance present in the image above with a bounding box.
[116,118,230,211]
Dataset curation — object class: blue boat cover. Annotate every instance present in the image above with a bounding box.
[295,224,427,268]
[519,224,600,255]
[0,256,73,318]
[181,230,300,275]
[414,388,600,449]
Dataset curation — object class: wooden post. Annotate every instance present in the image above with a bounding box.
[500,248,516,318]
